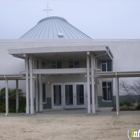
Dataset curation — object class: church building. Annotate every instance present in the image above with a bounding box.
[0,16,140,115]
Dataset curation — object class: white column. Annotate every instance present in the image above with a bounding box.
[5,79,8,116]
[29,55,34,114]
[16,80,19,113]
[94,58,98,111]
[35,60,39,112]
[95,78,98,111]
[115,76,120,115]
[35,79,39,112]
[91,52,96,114]
[25,57,30,114]
[87,52,91,113]
[39,59,43,112]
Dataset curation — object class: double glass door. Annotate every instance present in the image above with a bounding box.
[52,83,86,109]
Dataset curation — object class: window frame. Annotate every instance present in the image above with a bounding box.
[102,81,113,102]
[101,60,112,72]
[69,60,79,68]
[51,61,61,69]
[42,83,47,103]
[41,61,46,69]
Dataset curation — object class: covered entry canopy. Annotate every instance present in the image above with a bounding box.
[8,40,113,61]
[6,40,114,115]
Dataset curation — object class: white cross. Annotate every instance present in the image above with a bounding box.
[43,3,53,17]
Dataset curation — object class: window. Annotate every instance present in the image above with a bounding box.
[69,61,79,68]
[41,61,46,69]
[102,82,112,101]
[36,61,46,69]
[51,61,61,68]
[42,83,46,102]
[102,60,112,71]
[36,60,39,69]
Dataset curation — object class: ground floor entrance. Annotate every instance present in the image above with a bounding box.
[51,82,87,109]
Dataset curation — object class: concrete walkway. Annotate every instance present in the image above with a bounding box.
[0,108,140,116]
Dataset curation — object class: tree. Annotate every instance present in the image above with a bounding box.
[120,79,140,103]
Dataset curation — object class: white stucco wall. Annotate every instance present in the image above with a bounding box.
[0,39,140,95]
[0,42,25,92]
[91,40,140,95]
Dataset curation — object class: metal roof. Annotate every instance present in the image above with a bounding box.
[20,16,91,39]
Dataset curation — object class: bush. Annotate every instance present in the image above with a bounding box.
[0,99,5,112]
[0,88,26,113]
[128,106,136,110]
[120,101,131,107]
[120,105,129,110]
[113,101,139,111]
[136,103,140,110]
[0,97,26,113]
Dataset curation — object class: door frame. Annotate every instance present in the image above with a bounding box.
[75,82,87,108]
[63,82,75,109]
[51,83,63,109]
[51,82,87,109]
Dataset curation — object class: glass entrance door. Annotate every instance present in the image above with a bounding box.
[76,84,84,105]
[64,83,86,109]
[65,85,74,105]
[64,84,75,109]
[75,83,86,108]
[52,84,63,109]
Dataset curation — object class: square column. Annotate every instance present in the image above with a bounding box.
[87,52,91,113]
[94,58,98,111]
[5,79,9,116]
[34,60,39,112]
[95,78,98,111]
[25,57,30,114]
[35,78,39,112]
[16,80,19,113]
[91,52,96,114]
[115,76,120,115]
[29,55,34,114]
[39,59,43,112]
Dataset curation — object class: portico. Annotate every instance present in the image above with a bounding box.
[8,40,113,115]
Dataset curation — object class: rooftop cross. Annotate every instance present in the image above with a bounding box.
[43,3,53,17]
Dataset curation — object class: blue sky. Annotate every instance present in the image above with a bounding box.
[0,0,140,39]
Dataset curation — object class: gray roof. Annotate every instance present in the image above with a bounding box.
[20,16,91,39]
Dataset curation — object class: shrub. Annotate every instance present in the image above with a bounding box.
[120,105,129,110]
[123,101,131,106]
[136,103,140,110]
[119,101,131,107]
[128,106,136,110]
[0,88,26,113]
